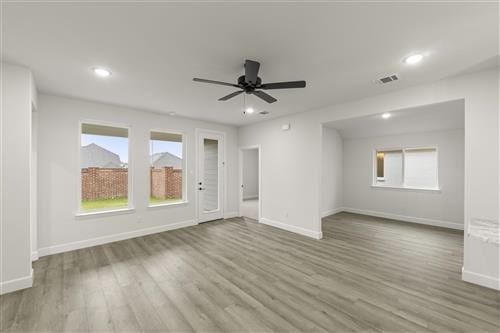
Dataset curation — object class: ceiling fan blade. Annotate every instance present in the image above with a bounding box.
[193,78,239,87]
[252,90,277,104]
[260,80,306,90]
[245,60,260,84]
[218,90,243,101]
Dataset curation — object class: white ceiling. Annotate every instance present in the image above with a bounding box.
[324,100,465,139]
[3,2,498,126]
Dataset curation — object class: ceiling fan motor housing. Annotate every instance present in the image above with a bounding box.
[238,75,262,92]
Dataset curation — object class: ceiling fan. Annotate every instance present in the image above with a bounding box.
[193,59,306,104]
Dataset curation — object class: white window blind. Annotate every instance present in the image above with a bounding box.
[383,151,403,186]
[404,148,438,189]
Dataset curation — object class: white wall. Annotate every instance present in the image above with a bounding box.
[36,94,239,255]
[343,129,464,229]
[239,68,499,289]
[1,63,36,294]
[239,119,323,239]
[321,127,343,217]
[242,149,259,199]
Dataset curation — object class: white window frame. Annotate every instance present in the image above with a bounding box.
[148,128,188,208]
[76,119,134,216]
[372,145,440,192]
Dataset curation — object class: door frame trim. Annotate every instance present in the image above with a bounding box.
[238,145,262,221]
[195,128,226,223]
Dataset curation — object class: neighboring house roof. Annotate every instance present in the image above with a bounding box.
[81,143,181,169]
[151,152,182,169]
[81,143,124,168]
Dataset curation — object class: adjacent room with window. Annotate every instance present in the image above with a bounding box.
[1,2,499,332]
[322,100,465,230]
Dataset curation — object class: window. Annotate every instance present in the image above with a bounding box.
[375,150,403,186]
[374,147,438,190]
[80,123,130,211]
[150,131,184,205]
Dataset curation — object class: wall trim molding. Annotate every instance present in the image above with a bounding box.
[321,207,344,218]
[260,217,322,239]
[37,219,197,257]
[0,268,33,295]
[463,269,500,290]
[341,207,464,230]
[224,211,239,219]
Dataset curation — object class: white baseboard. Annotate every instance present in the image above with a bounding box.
[463,269,500,290]
[243,195,258,200]
[260,217,322,239]
[31,251,39,261]
[37,219,197,257]
[321,207,344,218]
[342,207,463,230]
[224,211,239,219]
[0,268,33,295]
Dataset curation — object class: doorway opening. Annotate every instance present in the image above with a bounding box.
[239,146,261,221]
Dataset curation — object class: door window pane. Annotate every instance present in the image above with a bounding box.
[203,138,219,212]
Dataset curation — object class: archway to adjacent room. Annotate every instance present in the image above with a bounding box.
[320,99,466,233]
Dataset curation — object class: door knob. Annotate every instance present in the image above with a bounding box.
[198,187,206,191]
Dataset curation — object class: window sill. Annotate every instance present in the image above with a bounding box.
[75,207,135,218]
[371,185,441,193]
[148,200,189,209]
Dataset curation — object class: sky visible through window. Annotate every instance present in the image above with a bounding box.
[82,134,183,163]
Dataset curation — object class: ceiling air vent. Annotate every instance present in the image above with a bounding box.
[377,74,399,84]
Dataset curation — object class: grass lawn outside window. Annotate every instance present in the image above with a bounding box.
[81,197,183,211]
[81,197,128,211]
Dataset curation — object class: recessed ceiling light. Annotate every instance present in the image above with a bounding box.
[92,67,112,77]
[168,111,177,116]
[382,113,391,119]
[245,107,255,114]
[403,54,424,65]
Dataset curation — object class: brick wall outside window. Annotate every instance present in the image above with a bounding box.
[81,167,182,201]
[150,167,183,199]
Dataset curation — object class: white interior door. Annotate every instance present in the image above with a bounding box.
[197,130,224,223]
